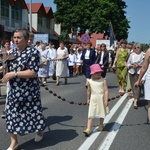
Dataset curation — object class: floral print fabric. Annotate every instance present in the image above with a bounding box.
[6,46,46,134]
[116,49,128,87]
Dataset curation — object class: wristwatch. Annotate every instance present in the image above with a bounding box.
[14,71,18,78]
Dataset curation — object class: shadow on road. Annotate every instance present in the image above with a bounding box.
[108,85,118,89]
[138,99,148,108]
[46,115,73,127]
[19,115,78,149]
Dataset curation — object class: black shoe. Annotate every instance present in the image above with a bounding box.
[64,82,67,85]
[134,106,138,109]
[55,82,59,86]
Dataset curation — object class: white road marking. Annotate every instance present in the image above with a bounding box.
[78,93,129,150]
[98,98,134,150]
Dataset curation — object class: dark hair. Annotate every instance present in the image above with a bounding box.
[4,40,10,44]
[59,41,64,45]
[49,41,53,45]
[36,41,40,45]
[100,43,106,47]
[86,41,92,46]
[120,39,127,44]
[69,48,74,53]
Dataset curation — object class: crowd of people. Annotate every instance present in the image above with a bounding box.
[1,28,150,149]
[0,36,118,88]
[83,40,150,136]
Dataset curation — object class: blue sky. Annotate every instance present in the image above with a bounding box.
[124,0,150,44]
[26,0,150,44]
[25,0,56,12]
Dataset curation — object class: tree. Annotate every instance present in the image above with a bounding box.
[54,0,130,40]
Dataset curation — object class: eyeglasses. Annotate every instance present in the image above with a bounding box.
[101,45,106,47]
[134,47,140,49]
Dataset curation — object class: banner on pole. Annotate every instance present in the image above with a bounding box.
[109,22,115,47]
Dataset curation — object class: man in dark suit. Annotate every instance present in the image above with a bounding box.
[95,43,109,78]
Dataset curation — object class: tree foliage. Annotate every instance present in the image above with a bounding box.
[54,0,130,41]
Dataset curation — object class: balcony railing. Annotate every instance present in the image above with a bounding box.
[0,16,56,37]
[0,16,27,31]
[1,16,9,26]
[11,19,27,28]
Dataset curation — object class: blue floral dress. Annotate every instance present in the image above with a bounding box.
[6,46,46,134]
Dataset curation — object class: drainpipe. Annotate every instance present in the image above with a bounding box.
[29,0,32,32]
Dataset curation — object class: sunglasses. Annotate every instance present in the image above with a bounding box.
[134,47,140,49]
[121,42,127,44]
[101,45,106,47]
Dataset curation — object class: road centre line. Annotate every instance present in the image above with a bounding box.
[78,93,128,150]
[98,98,134,150]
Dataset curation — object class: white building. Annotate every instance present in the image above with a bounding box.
[0,0,59,45]
[0,0,28,40]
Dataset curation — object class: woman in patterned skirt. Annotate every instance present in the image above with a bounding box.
[1,28,46,150]
[112,39,130,94]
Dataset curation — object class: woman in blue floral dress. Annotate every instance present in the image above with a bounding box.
[2,28,46,150]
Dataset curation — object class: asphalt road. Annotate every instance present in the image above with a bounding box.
[1,72,150,150]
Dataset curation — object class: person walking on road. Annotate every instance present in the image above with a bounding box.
[47,41,56,77]
[68,48,76,77]
[83,64,109,136]
[80,41,96,88]
[135,48,150,123]
[75,47,83,75]
[55,41,69,85]
[127,43,145,109]
[95,43,109,78]
[112,39,130,95]
[125,43,134,99]
[1,28,46,150]
[38,43,49,84]
[0,40,12,119]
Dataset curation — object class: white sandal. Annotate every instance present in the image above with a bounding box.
[7,144,19,150]
[34,134,44,142]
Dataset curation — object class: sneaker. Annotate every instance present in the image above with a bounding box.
[83,128,90,136]
[97,124,103,132]
[43,81,46,84]
[1,110,6,119]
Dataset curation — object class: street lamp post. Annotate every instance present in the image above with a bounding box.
[29,0,32,32]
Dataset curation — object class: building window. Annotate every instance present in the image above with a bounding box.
[38,16,42,26]
[11,2,22,21]
[1,0,9,17]
[46,20,50,29]
[43,17,46,27]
